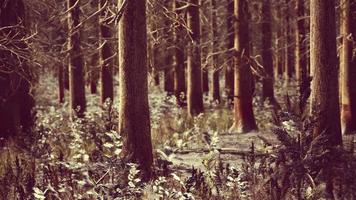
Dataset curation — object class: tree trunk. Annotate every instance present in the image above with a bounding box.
[229,0,257,133]
[261,0,277,104]
[296,0,309,113]
[67,0,86,118]
[310,0,342,145]
[274,3,283,80]
[340,0,356,135]
[0,0,35,139]
[100,0,114,104]
[210,0,220,103]
[284,0,293,85]
[187,0,204,117]
[58,64,65,103]
[225,0,235,104]
[173,0,186,106]
[89,52,99,94]
[118,0,153,181]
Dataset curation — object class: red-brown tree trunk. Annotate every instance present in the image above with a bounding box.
[118,0,153,181]
[100,0,114,104]
[173,0,186,106]
[225,0,234,103]
[58,64,65,103]
[187,0,204,117]
[340,0,356,135]
[296,0,309,112]
[310,0,342,145]
[67,0,86,118]
[261,0,277,104]
[229,0,257,133]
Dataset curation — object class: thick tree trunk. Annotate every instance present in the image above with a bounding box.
[187,0,204,117]
[100,0,114,104]
[340,0,356,135]
[296,0,308,113]
[173,0,186,106]
[284,0,293,84]
[67,0,86,118]
[118,0,153,181]
[229,0,257,133]
[225,0,234,103]
[210,0,220,103]
[0,0,34,139]
[310,0,342,145]
[261,0,277,104]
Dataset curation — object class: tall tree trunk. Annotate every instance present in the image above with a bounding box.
[284,0,293,85]
[89,52,99,94]
[173,0,186,106]
[310,0,341,145]
[261,0,277,104]
[100,0,114,104]
[274,2,283,80]
[187,0,204,117]
[164,0,174,95]
[340,0,356,135]
[0,0,34,138]
[296,0,309,113]
[68,0,86,118]
[229,0,257,133]
[225,0,234,104]
[58,64,65,103]
[118,0,153,181]
[210,0,220,103]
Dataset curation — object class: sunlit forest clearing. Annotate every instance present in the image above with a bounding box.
[1,0,356,199]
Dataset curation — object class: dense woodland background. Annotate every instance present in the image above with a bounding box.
[0,0,356,199]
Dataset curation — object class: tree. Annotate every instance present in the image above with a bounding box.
[210,0,220,103]
[295,0,309,113]
[283,0,294,84]
[261,0,277,104]
[340,0,356,135]
[225,0,234,104]
[310,0,341,145]
[118,0,153,180]
[0,0,35,139]
[100,0,114,104]
[67,0,86,118]
[173,0,186,106]
[187,0,204,117]
[229,0,257,133]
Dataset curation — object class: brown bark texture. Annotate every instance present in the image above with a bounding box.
[225,0,235,103]
[0,0,35,139]
[340,0,356,135]
[68,0,86,118]
[100,0,114,104]
[210,0,220,103]
[118,0,153,181]
[261,0,276,103]
[229,0,257,133]
[173,0,186,105]
[187,0,204,117]
[310,0,342,145]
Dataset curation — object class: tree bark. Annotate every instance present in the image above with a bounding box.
[310,0,342,145]
[67,0,86,118]
[210,0,220,103]
[0,0,35,139]
[296,0,309,113]
[100,0,114,104]
[173,0,186,106]
[229,0,257,133]
[225,0,235,104]
[261,0,277,104]
[58,64,65,103]
[187,0,204,117]
[118,0,153,181]
[340,0,356,135]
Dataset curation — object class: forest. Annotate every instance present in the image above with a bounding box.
[0,0,356,199]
